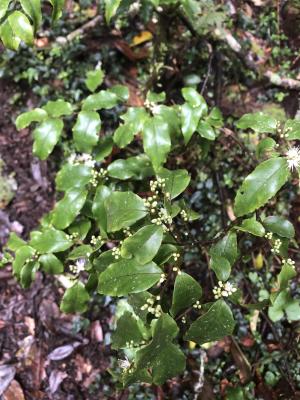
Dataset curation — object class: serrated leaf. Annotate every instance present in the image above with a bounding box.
[234,158,289,217]
[32,118,63,160]
[85,69,104,92]
[263,215,295,238]
[105,0,122,22]
[105,191,147,232]
[8,11,34,46]
[39,253,64,274]
[72,111,101,153]
[29,228,72,253]
[236,112,277,133]
[170,272,202,316]
[92,185,112,233]
[56,163,92,192]
[157,168,190,199]
[16,108,48,130]
[121,225,163,264]
[43,99,73,118]
[136,314,186,385]
[236,216,265,237]
[98,259,161,296]
[51,189,88,229]
[60,281,90,313]
[82,90,119,111]
[19,0,42,31]
[185,300,235,344]
[143,116,171,170]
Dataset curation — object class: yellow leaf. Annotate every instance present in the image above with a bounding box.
[188,341,196,350]
[131,31,153,47]
[253,252,264,270]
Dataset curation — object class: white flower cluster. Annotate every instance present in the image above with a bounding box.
[271,238,282,254]
[150,177,165,192]
[68,153,96,167]
[282,258,295,268]
[173,252,180,261]
[172,266,182,275]
[213,281,237,299]
[90,168,108,188]
[279,126,292,139]
[265,232,273,240]
[180,210,188,222]
[125,339,146,348]
[181,316,186,324]
[151,208,172,229]
[69,259,85,274]
[143,195,158,214]
[193,300,201,310]
[24,249,39,264]
[159,273,166,284]
[90,235,103,246]
[122,227,132,237]
[286,147,300,171]
[65,232,78,240]
[112,246,121,260]
[140,296,162,318]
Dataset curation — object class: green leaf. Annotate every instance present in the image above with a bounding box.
[39,254,64,274]
[43,99,73,118]
[197,120,216,141]
[268,289,300,322]
[20,261,38,288]
[256,137,277,159]
[49,0,64,21]
[0,0,10,19]
[112,311,144,349]
[68,245,92,260]
[19,0,42,31]
[109,85,129,102]
[98,259,161,296]
[51,189,88,229]
[92,185,112,233]
[121,107,148,129]
[13,245,36,277]
[157,168,190,199]
[94,136,114,161]
[8,11,34,45]
[85,69,104,92]
[82,90,119,111]
[0,19,21,50]
[153,105,181,139]
[153,244,178,265]
[182,88,207,109]
[236,216,265,237]
[60,281,90,313]
[7,232,26,251]
[236,112,277,133]
[29,228,72,253]
[113,123,136,148]
[121,225,164,264]
[146,91,166,103]
[72,111,101,153]
[284,119,300,140]
[210,231,238,266]
[234,158,289,217]
[277,263,296,291]
[263,215,295,239]
[170,272,202,316]
[136,314,186,385]
[93,250,115,273]
[210,255,231,281]
[68,219,91,240]
[107,155,153,180]
[105,191,147,232]
[105,0,122,22]
[181,103,204,144]
[16,108,48,130]
[56,163,92,192]
[32,118,63,160]
[185,300,235,344]
[143,116,171,170]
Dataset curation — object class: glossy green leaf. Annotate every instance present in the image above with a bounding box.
[121,107,148,130]
[181,103,204,144]
[157,168,190,199]
[98,259,161,296]
[146,91,166,103]
[263,215,295,239]
[121,225,163,264]
[277,263,296,291]
[234,158,289,217]
[108,155,153,180]
[94,136,114,161]
[153,105,181,139]
[170,272,202,316]
[8,11,34,45]
[113,123,136,148]
[105,0,122,22]
[32,118,63,160]
[39,253,64,274]
[60,281,90,313]
[105,191,147,232]
[72,111,101,153]
[43,99,73,118]
[56,163,92,192]
[13,245,36,277]
[7,232,26,251]
[268,289,300,322]
[210,231,238,266]
[136,314,186,385]
[68,219,91,240]
[185,300,235,344]
[85,69,104,92]
[49,0,64,21]
[82,90,118,111]
[112,311,144,349]
[20,261,38,288]
[93,250,115,273]
[236,216,265,237]
[143,116,171,170]
[0,19,20,50]
[182,87,207,109]
[68,245,92,260]
[256,137,277,159]
[29,228,72,253]
[51,189,88,229]
[92,185,112,233]
[16,108,48,130]
[236,112,277,133]
[19,0,42,31]
[284,119,300,140]
[153,244,178,265]
[0,0,10,19]
[109,85,129,102]
[210,255,231,281]
[197,120,215,140]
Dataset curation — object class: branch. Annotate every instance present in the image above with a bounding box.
[56,15,102,45]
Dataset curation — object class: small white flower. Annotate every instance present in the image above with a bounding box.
[118,357,131,370]
[286,147,300,171]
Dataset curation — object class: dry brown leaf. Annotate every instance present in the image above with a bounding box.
[0,365,16,396]
[3,380,25,400]
[48,370,68,394]
[47,342,81,361]
[90,321,103,342]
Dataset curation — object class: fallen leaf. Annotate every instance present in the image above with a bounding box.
[90,321,103,342]
[48,370,68,394]
[47,342,81,361]
[131,31,153,47]
[3,380,25,400]
[0,365,16,396]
